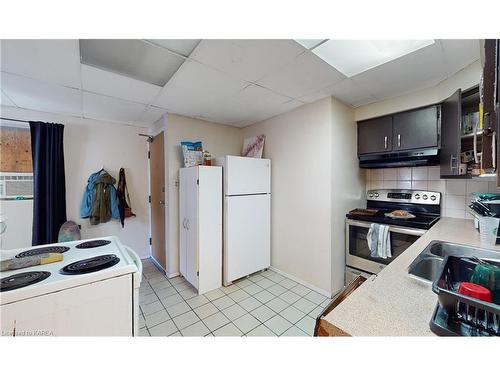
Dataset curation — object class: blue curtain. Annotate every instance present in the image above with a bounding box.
[29,121,67,245]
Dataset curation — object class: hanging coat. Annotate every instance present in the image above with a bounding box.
[116,167,135,228]
[80,170,119,224]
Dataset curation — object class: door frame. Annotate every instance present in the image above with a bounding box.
[148,117,169,274]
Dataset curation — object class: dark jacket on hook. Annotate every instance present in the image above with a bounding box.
[80,170,119,224]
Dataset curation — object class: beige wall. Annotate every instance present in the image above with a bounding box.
[355,60,482,121]
[0,106,151,258]
[164,114,242,276]
[330,98,366,293]
[241,97,358,295]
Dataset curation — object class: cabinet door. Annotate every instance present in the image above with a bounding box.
[392,106,439,151]
[440,90,462,177]
[179,170,187,277]
[185,169,199,289]
[357,116,393,154]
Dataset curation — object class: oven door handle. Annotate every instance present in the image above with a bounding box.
[346,219,427,237]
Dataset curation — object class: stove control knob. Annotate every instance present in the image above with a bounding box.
[414,194,421,200]
[374,192,379,198]
[368,193,373,198]
[430,195,436,201]
[422,194,428,200]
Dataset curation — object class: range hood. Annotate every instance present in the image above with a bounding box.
[359,148,440,168]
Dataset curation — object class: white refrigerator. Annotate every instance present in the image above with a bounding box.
[215,156,271,285]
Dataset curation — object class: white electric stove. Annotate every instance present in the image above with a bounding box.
[0,236,142,336]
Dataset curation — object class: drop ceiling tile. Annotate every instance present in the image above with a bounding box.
[1,72,82,115]
[190,40,306,83]
[295,39,326,49]
[153,60,247,118]
[301,78,377,107]
[296,90,331,104]
[134,106,167,127]
[257,51,346,99]
[351,42,447,100]
[235,99,305,127]
[1,91,16,107]
[0,39,81,88]
[80,39,185,86]
[439,39,480,77]
[201,84,292,125]
[146,39,201,57]
[83,91,147,124]
[81,64,161,104]
[351,97,379,108]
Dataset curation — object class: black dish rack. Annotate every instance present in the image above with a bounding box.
[430,256,500,336]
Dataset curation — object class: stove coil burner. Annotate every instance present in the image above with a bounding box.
[60,254,120,275]
[0,271,51,292]
[75,240,111,249]
[15,246,70,258]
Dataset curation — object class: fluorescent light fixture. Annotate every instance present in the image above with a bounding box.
[311,40,435,77]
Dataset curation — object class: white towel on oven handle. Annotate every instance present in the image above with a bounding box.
[377,224,392,259]
[367,223,392,259]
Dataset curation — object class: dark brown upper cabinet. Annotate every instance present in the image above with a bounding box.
[358,116,393,155]
[440,86,483,179]
[392,106,439,151]
[357,105,439,156]
[440,89,461,177]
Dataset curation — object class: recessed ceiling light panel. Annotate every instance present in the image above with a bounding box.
[80,39,185,86]
[311,40,435,77]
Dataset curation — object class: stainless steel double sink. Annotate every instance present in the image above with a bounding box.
[408,241,500,283]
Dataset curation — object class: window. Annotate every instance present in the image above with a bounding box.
[0,124,33,198]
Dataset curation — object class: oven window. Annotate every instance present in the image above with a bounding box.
[348,225,419,265]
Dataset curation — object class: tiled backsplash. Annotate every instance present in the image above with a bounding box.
[365,166,499,219]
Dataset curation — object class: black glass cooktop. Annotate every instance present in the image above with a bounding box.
[0,271,51,292]
[60,254,119,275]
[347,209,440,229]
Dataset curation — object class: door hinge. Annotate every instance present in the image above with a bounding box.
[148,195,151,203]
[148,151,150,159]
[149,237,152,245]
[196,179,199,185]
[197,271,199,276]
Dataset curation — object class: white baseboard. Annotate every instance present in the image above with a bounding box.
[269,266,332,298]
[150,256,166,273]
[148,256,180,279]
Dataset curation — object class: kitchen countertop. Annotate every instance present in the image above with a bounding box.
[324,217,500,336]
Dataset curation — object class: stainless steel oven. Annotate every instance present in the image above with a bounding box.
[345,218,427,274]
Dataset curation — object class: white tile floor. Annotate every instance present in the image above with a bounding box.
[138,258,332,337]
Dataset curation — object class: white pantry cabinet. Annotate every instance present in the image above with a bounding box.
[179,166,222,295]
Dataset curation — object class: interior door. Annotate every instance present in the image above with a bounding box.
[440,90,461,177]
[149,131,166,269]
[392,106,439,151]
[357,116,393,154]
[225,194,270,283]
[184,167,198,288]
